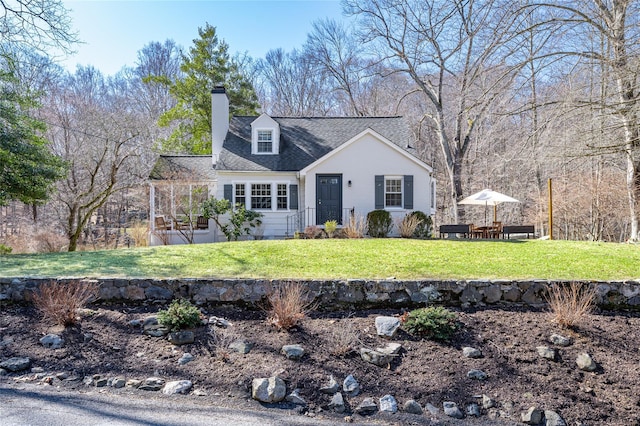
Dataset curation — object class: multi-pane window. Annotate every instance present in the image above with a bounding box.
[235,184,246,207]
[277,184,288,210]
[257,130,273,153]
[251,183,272,209]
[385,178,403,207]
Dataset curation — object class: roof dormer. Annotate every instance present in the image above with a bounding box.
[251,114,280,155]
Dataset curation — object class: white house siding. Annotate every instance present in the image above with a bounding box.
[216,171,299,239]
[303,132,434,233]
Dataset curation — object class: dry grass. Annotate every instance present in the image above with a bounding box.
[343,214,366,238]
[32,280,99,327]
[207,328,239,362]
[34,231,68,253]
[329,318,361,356]
[127,220,149,247]
[546,282,597,328]
[397,214,423,238]
[266,281,316,330]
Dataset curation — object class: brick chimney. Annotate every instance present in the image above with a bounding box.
[211,86,229,166]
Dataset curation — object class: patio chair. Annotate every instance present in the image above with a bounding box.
[489,221,502,239]
[196,216,208,229]
[154,216,171,231]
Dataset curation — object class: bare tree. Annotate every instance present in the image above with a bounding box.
[0,0,77,55]
[43,66,154,251]
[345,0,530,221]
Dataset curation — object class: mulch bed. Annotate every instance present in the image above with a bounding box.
[1,302,639,425]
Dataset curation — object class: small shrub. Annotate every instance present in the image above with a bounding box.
[157,299,202,331]
[304,225,324,239]
[127,220,149,247]
[546,282,596,328]
[324,220,338,238]
[343,214,366,238]
[266,281,315,330]
[34,231,68,253]
[410,211,433,238]
[0,243,12,254]
[329,319,360,356]
[32,280,99,327]
[397,213,423,238]
[207,328,239,362]
[402,306,460,341]
[366,210,393,237]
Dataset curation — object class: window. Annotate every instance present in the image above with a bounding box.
[385,178,402,207]
[251,183,271,209]
[257,130,273,153]
[277,184,288,210]
[235,184,246,207]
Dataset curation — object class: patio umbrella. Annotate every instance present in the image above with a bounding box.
[458,189,520,224]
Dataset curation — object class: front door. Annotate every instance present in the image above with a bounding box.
[316,174,342,225]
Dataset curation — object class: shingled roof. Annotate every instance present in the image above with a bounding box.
[150,155,216,181]
[217,116,412,172]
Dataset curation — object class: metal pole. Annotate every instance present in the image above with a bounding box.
[548,178,553,240]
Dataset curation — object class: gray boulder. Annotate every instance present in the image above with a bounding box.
[379,395,398,413]
[443,401,463,419]
[537,346,557,361]
[139,377,165,391]
[466,403,480,417]
[251,376,286,403]
[178,353,195,365]
[403,399,423,415]
[0,357,31,372]
[462,347,482,358]
[467,369,488,380]
[319,376,340,394]
[355,397,378,415]
[229,339,253,354]
[162,380,193,395]
[521,406,543,425]
[343,374,360,397]
[375,316,401,338]
[576,353,597,371]
[281,344,304,360]
[550,333,571,346]
[168,331,195,345]
[40,334,64,349]
[328,392,345,413]
[286,389,306,405]
[544,410,567,426]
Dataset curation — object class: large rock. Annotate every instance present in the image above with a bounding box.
[360,343,401,367]
[40,334,64,349]
[143,316,169,337]
[443,401,463,419]
[403,399,423,415]
[379,395,398,413]
[252,377,286,403]
[467,369,488,380]
[139,377,165,391]
[576,353,597,371]
[355,397,378,415]
[462,347,482,358]
[328,392,345,413]
[521,406,543,425]
[162,380,193,395]
[229,339,253,354]
[343,374,360,397]
[537,346,557,361]
[178,353,195,365]
[285,389,306,405]
[0,357,31,372]
[319,375,339,394]
[281,344,304,360]
[168,331,195,345]
[550,333,571,347]
[375,316,401,338]
[544,410,567,426]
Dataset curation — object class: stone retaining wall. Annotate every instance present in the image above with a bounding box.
[2,277,640,310]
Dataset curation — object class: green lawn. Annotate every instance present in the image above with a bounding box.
[0,239,638,281]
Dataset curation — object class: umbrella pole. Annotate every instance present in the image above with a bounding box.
[493,205,497,223]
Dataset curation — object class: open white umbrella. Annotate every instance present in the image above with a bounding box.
[458,189,520,224]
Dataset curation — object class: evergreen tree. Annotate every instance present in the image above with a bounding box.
[158,24,259,154]
[0,67,65,206]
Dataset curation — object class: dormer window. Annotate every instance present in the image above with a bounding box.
[257,130,273,153]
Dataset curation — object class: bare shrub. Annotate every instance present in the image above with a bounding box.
[266,281,316,330]
[397,214,423,238]
[304,225,325,239]
[34,231,68,253]
[343,214,366,238]
[127,220,149,247]
[207,328,239,362]
[32,280,99,327]
[546,282,597,328]
[329,318,361,356]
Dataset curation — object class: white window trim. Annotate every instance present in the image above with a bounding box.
[384,176,404,209]
[232,181,292,212]
[254,128,276,155]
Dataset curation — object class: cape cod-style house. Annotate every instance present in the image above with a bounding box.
[149,87,436,245]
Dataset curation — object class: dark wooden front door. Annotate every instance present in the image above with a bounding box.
[316,174,342,225]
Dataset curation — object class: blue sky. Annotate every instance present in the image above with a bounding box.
[61,0,345,76]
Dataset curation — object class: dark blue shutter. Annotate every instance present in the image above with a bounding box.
[290,184,298,210]
[404,175,413,209]
[223,184,233,202]
[375,175,384,209]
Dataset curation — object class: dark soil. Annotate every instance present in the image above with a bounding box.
[1,303,639,425]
